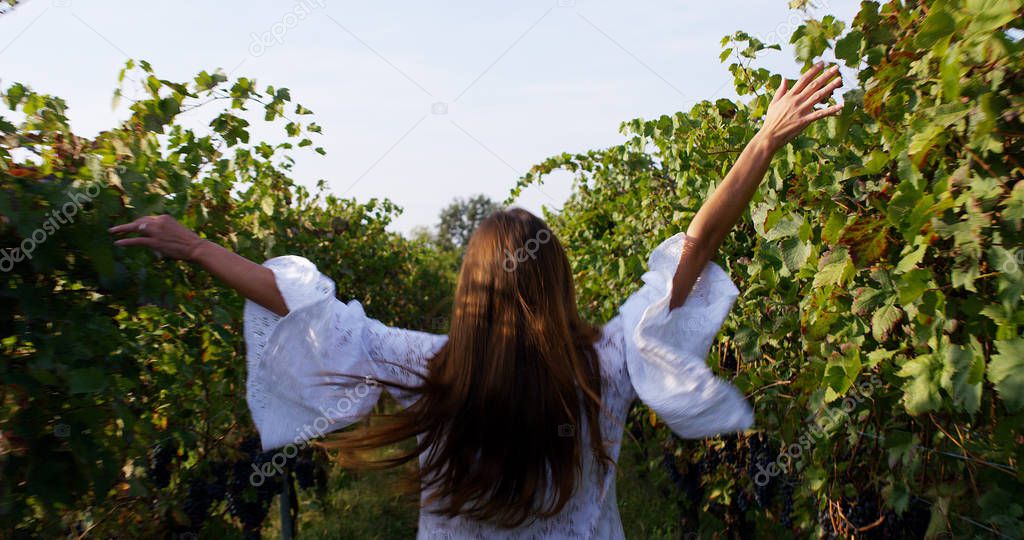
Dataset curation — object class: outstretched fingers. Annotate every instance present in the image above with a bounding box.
[108,217,149,235]
[113,236,158,248]
[808,76,844,106]
[798,65,840,102]
[790,62,825,95]
[810,103,845,121]
[771,77,789,104]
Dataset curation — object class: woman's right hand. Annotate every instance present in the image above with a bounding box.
[109,214,206,261]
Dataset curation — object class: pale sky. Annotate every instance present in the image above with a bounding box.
[0,0,859,234]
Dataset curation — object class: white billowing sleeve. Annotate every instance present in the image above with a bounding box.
[618,233,754,438]
[243,255,447,451]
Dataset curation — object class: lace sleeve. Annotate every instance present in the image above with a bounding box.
[243,255,446,451]
[618,233,754,439]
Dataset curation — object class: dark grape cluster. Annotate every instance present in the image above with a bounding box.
[207,460,229,501]
[879,509,902,538]
[736,491,751,513]
[226,437,280,537]
[873,497,931,539]
[147,439,178,489]
[660,449,702,506]
[698,446,721,476]
[845,496,880,531]
[661,450,683,486]
[183,478,211,529]
[721,436,738,465]
[901,499,932,538]
[294,447,316,489]
[155,436,329,536]
[816,493,934,539]
[226,476,275,535]
[746,433,778,507]
[178,460,235,534]
[314,451,330,493]
[720,344,737,372]
[818,505,840,540]
[775,476,794,528]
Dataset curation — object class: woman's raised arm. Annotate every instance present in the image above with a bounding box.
[669,62,844,311]
[109,215,289,316]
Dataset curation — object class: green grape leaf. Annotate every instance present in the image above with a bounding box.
[896,268,931,306]
[871,302,903,342]
[852,286,884,316]
[68,367,107,394]
[895,243,927,273]
[914,9,956,49]
[898,354,943,415]
[834,30,863,67]
[781,236,811,273]
[988,339,1024,412]
[964,0,1018,36]
[941,339,984,415]
[824,350,862,403]
[813,249,855,289]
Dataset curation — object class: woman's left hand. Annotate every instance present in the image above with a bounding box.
[109,214,205,261]
[758,62,845,150]
[109,214,289,315]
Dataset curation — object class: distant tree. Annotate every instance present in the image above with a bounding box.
[436,194,500,250]
[408,225,438,244]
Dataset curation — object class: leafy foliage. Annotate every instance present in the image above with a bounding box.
[436,194,501,250]
[514,0,1023,537]
[0,62,454,536]
[2,0,1021,537]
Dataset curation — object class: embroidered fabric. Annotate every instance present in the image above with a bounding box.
[243,233,753,539]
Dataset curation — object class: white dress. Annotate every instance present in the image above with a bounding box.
[243,232,754,539]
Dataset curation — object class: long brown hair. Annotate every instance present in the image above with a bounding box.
[321,208,612,528]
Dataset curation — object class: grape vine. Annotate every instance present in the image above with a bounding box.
[522,1,1023,537]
